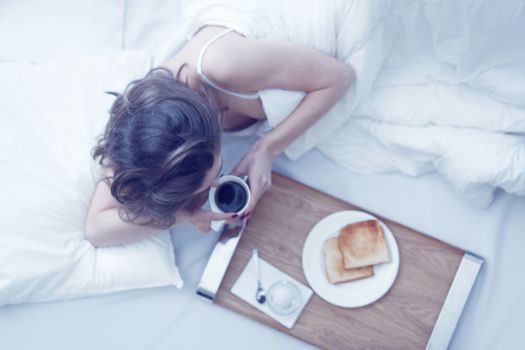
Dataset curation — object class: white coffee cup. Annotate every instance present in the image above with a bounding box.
[208,175,251,231]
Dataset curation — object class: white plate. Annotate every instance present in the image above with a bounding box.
[302,210,400,308]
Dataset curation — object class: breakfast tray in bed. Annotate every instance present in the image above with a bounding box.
[199,172,483,350]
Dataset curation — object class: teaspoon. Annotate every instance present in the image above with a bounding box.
[252,249,266,304]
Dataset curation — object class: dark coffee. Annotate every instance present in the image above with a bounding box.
[215,181,248,213]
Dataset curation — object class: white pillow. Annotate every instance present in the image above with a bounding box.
[0,51,183,307]
[0,0,124,62]
[123,0,187,66]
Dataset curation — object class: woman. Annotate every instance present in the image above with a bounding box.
[84,22,355,247]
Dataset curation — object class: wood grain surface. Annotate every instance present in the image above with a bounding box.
[214,173,463,350]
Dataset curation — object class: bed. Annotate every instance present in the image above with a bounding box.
[1,1,524,349]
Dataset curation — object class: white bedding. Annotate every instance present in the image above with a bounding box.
[0,0,124,61]
[320,0,525,207]
[1,0,525,349]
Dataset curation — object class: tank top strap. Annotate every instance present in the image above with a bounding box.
[196,28,260,100]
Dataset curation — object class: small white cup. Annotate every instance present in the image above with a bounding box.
[266,280,302,315]
[208,175,250,231]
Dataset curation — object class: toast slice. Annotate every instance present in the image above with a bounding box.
[338,220,391,269]
[323,238,374,284]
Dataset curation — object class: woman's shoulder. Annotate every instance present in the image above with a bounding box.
[195,27,250,89]
[163,26,240,86]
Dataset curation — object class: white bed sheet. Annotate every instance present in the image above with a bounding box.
[1,0,524,349]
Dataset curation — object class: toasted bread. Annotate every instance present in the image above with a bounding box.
[323,238,374,284]
[338,220,391,269]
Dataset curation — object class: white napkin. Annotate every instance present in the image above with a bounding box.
[231,255,313,329]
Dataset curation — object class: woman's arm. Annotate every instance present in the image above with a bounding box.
[84,180,168,247]
[209,36,355,156]
[84,178,238,247]
[209,35,354,213]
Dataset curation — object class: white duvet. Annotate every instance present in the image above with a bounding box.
[185,0,525,207]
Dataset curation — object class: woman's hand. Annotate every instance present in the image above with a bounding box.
[231,140,274,219]
[175,190,238,233]
[177,207,238,233]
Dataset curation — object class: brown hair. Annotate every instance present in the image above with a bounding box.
[93,67,222,229]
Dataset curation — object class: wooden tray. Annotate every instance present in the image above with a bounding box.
[213,173,481,350]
